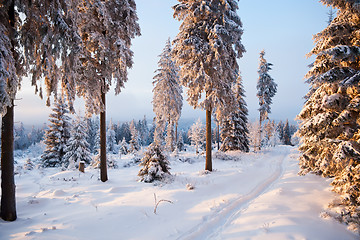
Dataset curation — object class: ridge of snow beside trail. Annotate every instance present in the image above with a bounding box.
[176,147,288,240]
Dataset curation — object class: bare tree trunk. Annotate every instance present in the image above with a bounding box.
[205,109,212,171]
[256,116,262,152]
[175,122,178,146]
[100,89,108,182]
[217,121,220,150]
[1,1,17,222]
[1,102,17,221]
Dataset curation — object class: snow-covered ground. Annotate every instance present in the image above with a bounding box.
[0,145,358,239]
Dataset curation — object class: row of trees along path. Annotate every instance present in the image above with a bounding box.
[1,0,272,224]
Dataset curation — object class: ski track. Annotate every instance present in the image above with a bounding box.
[176,148,289,240]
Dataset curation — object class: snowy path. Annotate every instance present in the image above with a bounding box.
[176,147,288,240]
[1,146,357,239]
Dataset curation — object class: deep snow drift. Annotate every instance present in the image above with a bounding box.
[0,145,358,239]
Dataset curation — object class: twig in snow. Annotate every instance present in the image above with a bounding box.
[153,193,173,214]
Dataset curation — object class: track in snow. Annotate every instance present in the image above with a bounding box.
[176,148,289,240]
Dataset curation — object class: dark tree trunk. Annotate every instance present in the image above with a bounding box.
[1,103,17,221]
[256,115,262,152]
[205,109,212,171]
[175,122,178,146]
[217,121,220,150]
[100,89,108,182]
[1,1,17,222]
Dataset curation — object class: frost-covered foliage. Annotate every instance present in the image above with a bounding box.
[283,120,292,146]
[41,96,71,168]
[262,120,276,147]
[188,118,205,154]
[172,0,245,116]
[128,120,140,153]
[152,38,182,148]
[91,154,118,169]
[177,133,185,152]
[63,115,92,169]
[257,50,277,123]
[297,0,360,231]
[107,121,117,154]
[14,123,29,150]
[165,123,176,152]
[248,121,261,151]
[138,143,170,183]
[118,137,128,155]
[20,0,81,108]
[0,2,25,115]
[220,74,249,152]
[76,0,141,114]
[86,117,99,154]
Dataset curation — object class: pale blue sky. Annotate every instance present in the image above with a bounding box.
[15,0,330,126]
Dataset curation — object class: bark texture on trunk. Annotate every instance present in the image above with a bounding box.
[217,121,220,150]
[205,109,212,171]
[1,1,17,222]
[256,116,262,152]
[1,103,17,221]
[175,122,178,146]
[100,90,108,182]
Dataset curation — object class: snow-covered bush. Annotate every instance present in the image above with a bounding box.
[138,143,170,183]
[23,158,35,171]
[91,154,118,169]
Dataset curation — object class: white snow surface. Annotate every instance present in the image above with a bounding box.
[0,146,358,240]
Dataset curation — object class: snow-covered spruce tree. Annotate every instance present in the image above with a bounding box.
[63,115,92,169]
[256,50,277,150]
[118,137,128,156]
[129,120,140,153]
[107,120,117,154]
[283,119,292,146]
[152,38,183,150]
[297,0,360,230]
[177,132,185,152]
[220,74,249,152]
[137,116,150,146]
[188,118,205,154]
[86,117,99,154]
[77,0,140,182]
[276,121,285,144]
[41,95,71,168]
[138,143,170,183]
[14,122,29,150]
[172,0,245,171]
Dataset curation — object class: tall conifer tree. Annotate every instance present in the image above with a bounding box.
[298,0,360,229]
[172,0,245,171]
[152,38,182,149]
[220,74,249,152]
[63,115,92,169]
[41,95,71,168]
[77,0,140,182]
[256,50,277,150]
